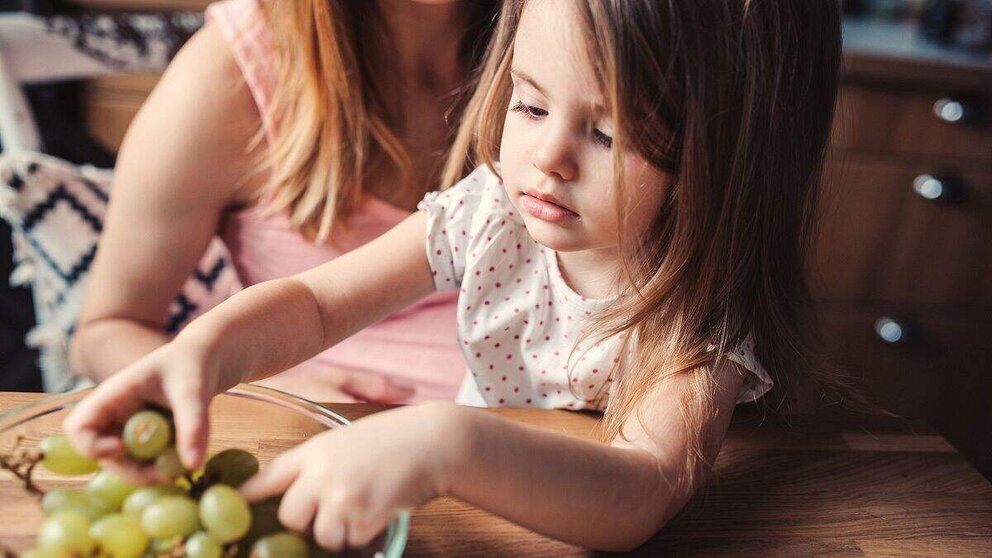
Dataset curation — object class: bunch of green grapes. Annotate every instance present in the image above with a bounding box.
[21,410,321,558]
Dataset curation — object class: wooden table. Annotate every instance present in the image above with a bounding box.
[2,392,990,556]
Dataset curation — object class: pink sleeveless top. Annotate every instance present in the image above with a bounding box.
[206,0,464,403]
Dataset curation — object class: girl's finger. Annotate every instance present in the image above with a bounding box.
[239,449,304,502]
[168,393,209,471]
[64,387,142,458]
[313,505,347,552]
[99,457,163,485]
[348,511,392,549]
[277,479,318,535]
[88,434,126,459]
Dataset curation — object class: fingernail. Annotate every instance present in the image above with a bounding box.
[184,448,201,469]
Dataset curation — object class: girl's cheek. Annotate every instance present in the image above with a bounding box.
[625,151,649,171]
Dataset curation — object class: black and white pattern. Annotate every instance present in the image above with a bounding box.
[0,151,240,392]
[43,11,204,73]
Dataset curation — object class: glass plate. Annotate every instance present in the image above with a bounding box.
[0,383,408,557]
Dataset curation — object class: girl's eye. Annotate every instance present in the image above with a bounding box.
[509,100,547,120]
[592,129,613,149]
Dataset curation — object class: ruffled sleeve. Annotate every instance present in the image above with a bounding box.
[416,165,494,291]
[723,334,775,405]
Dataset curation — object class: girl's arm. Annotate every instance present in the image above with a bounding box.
[239,355,746,553]
[176,211,436,386]
[446,359,745,552]
[65,211,436,469]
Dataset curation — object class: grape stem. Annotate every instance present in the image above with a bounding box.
[0,436,45,497]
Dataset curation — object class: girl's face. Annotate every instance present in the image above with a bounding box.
[500,0,670,257]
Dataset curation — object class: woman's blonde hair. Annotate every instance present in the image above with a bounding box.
[257,0,498,242]
[445,0,887,495]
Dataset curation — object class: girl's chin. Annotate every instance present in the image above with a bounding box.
[522,218,592,253]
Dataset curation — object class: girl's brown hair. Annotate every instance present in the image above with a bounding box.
[257,0,499,242]
[445,0,885,494]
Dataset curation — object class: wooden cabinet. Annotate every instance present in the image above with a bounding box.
[818,304,992,475]
[84,74,161,153]
[815,50,992,477]
[814,158,992,307]
[832,83,992,161]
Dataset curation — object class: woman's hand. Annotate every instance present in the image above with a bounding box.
[330,371,416,404]
[63,337,237,476]
[239,401,471,551]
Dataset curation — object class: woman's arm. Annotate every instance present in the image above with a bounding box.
[446,359,745,552]
[70,23,266,381]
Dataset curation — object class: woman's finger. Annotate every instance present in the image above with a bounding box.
[339,372,414,403]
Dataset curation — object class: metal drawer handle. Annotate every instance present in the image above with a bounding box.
[874,317,914,345]
[912,173,962,202]
[933,98,966,124]
[933,97,986,127]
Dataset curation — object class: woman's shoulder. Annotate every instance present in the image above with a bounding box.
[115,21,266,207]
[206,0,267,39]
[205,0,278,131]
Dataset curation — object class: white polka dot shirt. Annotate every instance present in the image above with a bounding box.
[418,164,774,409]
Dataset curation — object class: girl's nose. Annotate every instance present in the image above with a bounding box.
[532,124,578,182]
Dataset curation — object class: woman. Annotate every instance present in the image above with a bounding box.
[70,0,499,403]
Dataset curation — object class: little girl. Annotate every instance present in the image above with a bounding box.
[66,0,850,552]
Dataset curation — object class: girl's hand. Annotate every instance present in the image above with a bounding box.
[240,402,469,551]
[63,338,233,476]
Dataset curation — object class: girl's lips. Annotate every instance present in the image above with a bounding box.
[520,193,578,224]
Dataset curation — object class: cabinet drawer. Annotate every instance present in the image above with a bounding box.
[817,304,992,476]
[832,83,992,163]
[811,157,992,307]
[83,74,161,152]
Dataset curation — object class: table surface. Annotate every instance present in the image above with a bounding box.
[1,392,990,557]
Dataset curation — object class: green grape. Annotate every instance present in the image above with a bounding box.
[121,485,184,518]
[89,513,148,558]
[41,489,112,521]
[122,410,173,461]
[185,531,223,558]
[234,497,281,558]
[39,434,98,476]
[198,485,252,543]
[154,446,187,480]
[37,511,94,556]
[147,536,183,556]
[249,532,309,558]
[204,449,259,488]
[87,469,137,510]
[140,496,201,539]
